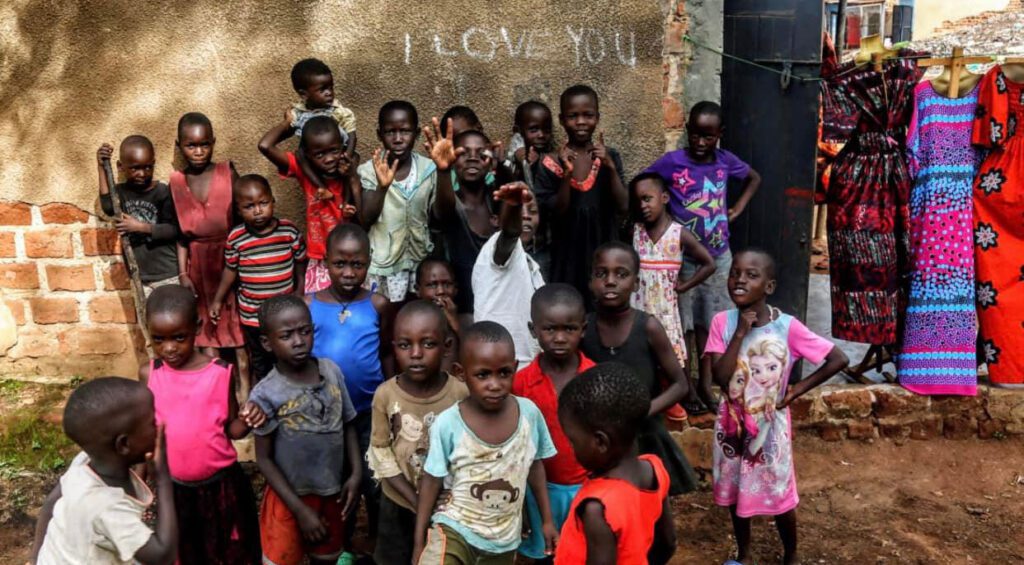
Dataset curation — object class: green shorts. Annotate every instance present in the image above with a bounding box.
[418,524,515,565]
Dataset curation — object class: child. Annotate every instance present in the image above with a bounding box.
[287,58,358,166]
[534,85,627,307]
[140,284,265,564]
[96,136,180,295]
[439,105,483,138]
[259,114,359,293]
[643,101,762,412]
[170,112,245,359]
[472,181,545,368]
[305,224,391,557]
[415,258,460,336]
[510,100,554,279]
[629,172,717,416]
[358,100,437,302]
[580,242,698,495]
[555,362,676,565]
[249,295,362,565]
[31,377,178,565]
[413,321,558,564]
[705,249,847,565]
[210,174,307,382]
[367,300,468,564]
[513,283,593,562]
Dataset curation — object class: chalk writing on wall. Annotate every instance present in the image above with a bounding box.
[404,26,641,67]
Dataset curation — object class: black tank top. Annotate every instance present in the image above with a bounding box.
[580,310,657,398]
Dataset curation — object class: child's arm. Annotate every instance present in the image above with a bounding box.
[226,368,265,439]
[711,310,758,389]
[341,161,362,225]
[577,500,618,565]
[208,267,237,326]
[176,243,195,295]
[28,483,62,564]
[645,315,691,416]
[255,434,329,543]
[648,496,677,565]
[551,144,578,215]
[257,120,295,174]
[425,118,462,224]
[727,166,762,222]
[368,397,420,509]
[97,143,117,217]
[347,131,359,160]
[132,425,178,565]
[590,133,628,215]
[675,227,715,294]
[412,473,444,563]
[491,181,531,266]
[293,260,308,296]
[373,293,395,379]
[340,423,363,518]
[527,459,558,556]
[296,146,327,192]
[776,345,849,409]
[359,148,397,227]
[150,191,181,243]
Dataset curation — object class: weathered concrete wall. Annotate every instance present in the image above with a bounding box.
[0,0,667,224]
[659,0,722,151]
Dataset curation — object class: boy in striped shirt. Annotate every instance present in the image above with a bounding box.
[211,174,307,381]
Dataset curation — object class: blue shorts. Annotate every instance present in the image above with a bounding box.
[519,482,582,559]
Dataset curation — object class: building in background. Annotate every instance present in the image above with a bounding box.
[823,0,1012,49]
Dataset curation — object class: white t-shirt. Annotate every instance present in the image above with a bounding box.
[37,452,154,565]
[472,233,544,369]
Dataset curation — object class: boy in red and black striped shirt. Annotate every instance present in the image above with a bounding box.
[211,174,307,381]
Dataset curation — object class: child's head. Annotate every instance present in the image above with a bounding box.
[377,100,420,161]
[176,112,215,169]
[233,174,276,232]
[440,105,483,138]
[415,258,457,303]
[325,223,370,295]
[629,172,670,225]
[145,284,199,369]
[394,300,452,383]
[456,321,517,412]
[746,339,788,389]
[519,189,541,246]
[558,362,648,473]
[453,130,492,185]
[728,360,749,401]
[529,283,586,363]
[686,101,724,161]
[300,116,346,177]
[117,135,156,189]
[590,241,640,311]
[514,100,554,153]
[64,377,156,466]
[728,248,777,308]
[291,58,335,110]
[258,295,314,369]
[559,84,600,145]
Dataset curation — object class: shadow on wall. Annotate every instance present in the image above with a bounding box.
[0,0,667,225]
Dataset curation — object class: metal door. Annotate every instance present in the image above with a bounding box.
[721,0,823,319]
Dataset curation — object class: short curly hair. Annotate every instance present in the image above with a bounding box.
[257,294,309,334]
[559,362,649,447]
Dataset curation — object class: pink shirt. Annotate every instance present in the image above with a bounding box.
[147,358,237,482]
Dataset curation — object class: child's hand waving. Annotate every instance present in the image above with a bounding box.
[591,131,615,171]
[492,181,533,206]
[372,148,398,189]
[423,117,463,171]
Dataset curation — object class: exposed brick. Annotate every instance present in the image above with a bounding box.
[847,419,876,440]
[103,262,131,290]
[30,297,79,324]
[0,202,32,226]
[821,389,874,419]
[7,328,55,359]
[24,230,73,258]
[984,388,1024,422]
[943,415,978,440]
[662,98,686,129]
[931,395,983,416]
[978,418,1006,439]
[872,386,928,418]
[40,203,89,224]
[73,327,128,355]
[672,427,713,471]
[81,228,121,256]
[909,416,942,440]
[89,295,137,324]
[818,422,845,442]
[0,263,40,289]
[45,264,95,291]
[879,420,911,439]
[0,232,15,258]
[4,299,26,325]
[664,21,687,53]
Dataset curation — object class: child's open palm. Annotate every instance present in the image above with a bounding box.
[423,117,463,170]
[372,148,399,189]
[493,182,533,206]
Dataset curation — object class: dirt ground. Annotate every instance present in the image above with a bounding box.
[2,381,1023,564]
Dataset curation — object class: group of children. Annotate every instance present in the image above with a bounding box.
[28,57,849,565]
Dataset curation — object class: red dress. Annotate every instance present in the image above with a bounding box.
[170,162,243,348]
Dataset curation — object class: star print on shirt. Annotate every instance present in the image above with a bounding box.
[672,168,696,193]
[684,177,728,237]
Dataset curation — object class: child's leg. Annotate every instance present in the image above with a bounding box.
[729,505,752,563]
[775,509,798,565]
[696,327,717,408]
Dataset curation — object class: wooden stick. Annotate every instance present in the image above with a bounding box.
[917,47,990,99]
[1004,57,1024,64]
[102,159,151,348]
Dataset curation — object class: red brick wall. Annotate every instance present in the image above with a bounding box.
[0,200,146,380]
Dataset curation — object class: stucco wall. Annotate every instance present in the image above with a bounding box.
[0,0,667,224]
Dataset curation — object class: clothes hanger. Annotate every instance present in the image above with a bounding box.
[917,47,988,98]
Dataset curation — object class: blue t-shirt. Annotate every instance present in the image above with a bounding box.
[644,148,751,256]
[309,294,384,413]
[424,396,556,554]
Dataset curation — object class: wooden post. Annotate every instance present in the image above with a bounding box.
[917,47,990,99]
[101,159,151,347]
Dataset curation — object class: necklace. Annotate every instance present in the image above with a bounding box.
[328,287,357,325]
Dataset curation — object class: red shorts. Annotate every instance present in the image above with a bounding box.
[259,486,345,565]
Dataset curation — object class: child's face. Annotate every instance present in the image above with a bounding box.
[177,123,215,169]
[148,310,198,369]
[303,129,345,177]
[235,182,275,232]
[378,109,418,160]
[261,306,314,369]
[530,303,586,363]
[686,113,722,161]
[749,353,783,388]
[394,311,450,383]
[118,144,155,189]
[560,94,599,145]
[520,198,540,246]
[456,339,517,413]
[728,369,747,401]
[123,389,158,465]
[517,108,553,152]
[590,248,639,310]
[635,179,669,224]
[454,134,489,184]
[326,237,370,296]
[727,252,775,308]
[299,73,335,109]
[417,263,457,303]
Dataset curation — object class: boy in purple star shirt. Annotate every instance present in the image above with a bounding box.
[643,100,761,414]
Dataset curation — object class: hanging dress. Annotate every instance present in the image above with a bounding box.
[823,53,924,345]
[972,66,1024,387]
[898,81,981,396]
[170,162,244,348]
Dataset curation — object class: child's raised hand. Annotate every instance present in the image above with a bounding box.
[736,309,758,339]
[591,131,615,171]
[96,143,115,166]
[492,181,532,206]
[484,141,504,171]
[342,203,358,219]
[240,401,266,429]
[423,117,462,170]
[558,144,577,175]
[372,148,398,189]
[284,107,297,125]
